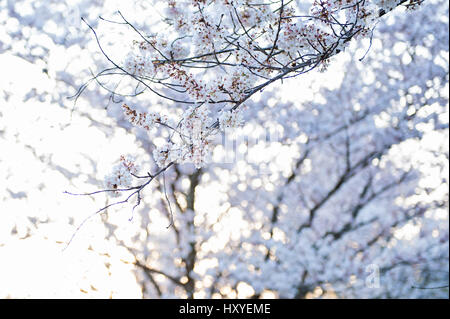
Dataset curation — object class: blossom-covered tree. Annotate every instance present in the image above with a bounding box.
[70,0,427,218]
[63,0,448,298]
[1,0,446,298]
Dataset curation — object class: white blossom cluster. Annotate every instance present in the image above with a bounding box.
[218,109,244,130]
[153,104,215,169]
[122,103,168,130]
[104,155,138,197]
[123,45,156,78]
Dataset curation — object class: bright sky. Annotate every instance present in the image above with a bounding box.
[0,51,144,298]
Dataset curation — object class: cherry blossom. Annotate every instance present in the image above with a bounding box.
[24,0,445,299]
